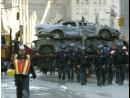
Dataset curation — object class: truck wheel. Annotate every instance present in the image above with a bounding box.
[99,30,111,40]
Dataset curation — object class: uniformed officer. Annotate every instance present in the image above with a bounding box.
[113,44,127,85]
[56,46,68,82]
[68,48,77,82]
[106,49,114,85]
[76,48,82,83]
[79,49,89,85]
[122,46,129,80]
[94,48,106,86]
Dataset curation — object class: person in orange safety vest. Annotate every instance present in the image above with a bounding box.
[9,45,36,98]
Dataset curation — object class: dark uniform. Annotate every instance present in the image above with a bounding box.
[56,48,68,82]
[106,51,114,85]
[113,47,127,85]
[48,57,55,75]
[79,51,89,85]
[68,49,77,82]
[76,49,82,83]
[94,49,106,86]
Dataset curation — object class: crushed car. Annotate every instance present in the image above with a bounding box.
[35,20,121,40]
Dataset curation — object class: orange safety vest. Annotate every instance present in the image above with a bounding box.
[14,55,30,75]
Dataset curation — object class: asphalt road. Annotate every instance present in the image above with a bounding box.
[1,73,86,98]
[1,71,129,98]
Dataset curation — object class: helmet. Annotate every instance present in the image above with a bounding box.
[110,50,115,54]
[19,45,25,50]
[122,46,127,49]
[7,69,15,77]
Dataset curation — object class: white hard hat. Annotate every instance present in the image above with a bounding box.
[110,50,115,54]
[19,45,25,50]
[122,46,127,49]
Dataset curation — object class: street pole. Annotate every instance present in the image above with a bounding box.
[95,13,99,24]
[81,17,85,49]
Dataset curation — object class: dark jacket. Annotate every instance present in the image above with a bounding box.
[94,54,106,66]
[113,50,127,64]
[56,51,68,63]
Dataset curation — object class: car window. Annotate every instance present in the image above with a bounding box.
[63,22,76,27]
[87,23,96,26]
[79,22,87,26]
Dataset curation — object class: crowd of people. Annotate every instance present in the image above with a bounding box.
[1,42,128,98]
[40,43,129,86]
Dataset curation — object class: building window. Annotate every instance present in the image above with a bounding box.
[86,0,89,4]
[76,0,79,4]
[99,0,102,4]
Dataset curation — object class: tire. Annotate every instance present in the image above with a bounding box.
[99,30,111,40]
[51,30,64,39]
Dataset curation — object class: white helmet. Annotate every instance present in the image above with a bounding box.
[110,50,115,54]
[122,46,127,49]
[19,45,25,50]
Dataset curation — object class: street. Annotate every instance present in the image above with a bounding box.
[1,71,129,98]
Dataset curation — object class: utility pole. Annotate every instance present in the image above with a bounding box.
[80,16,86,49]
[95,13,99,24]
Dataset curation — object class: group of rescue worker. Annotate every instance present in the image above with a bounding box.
[41,44,129,86]
[5,42,129,98]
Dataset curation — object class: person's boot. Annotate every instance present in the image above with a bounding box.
[81,82,86,85]
[97,81,101,86]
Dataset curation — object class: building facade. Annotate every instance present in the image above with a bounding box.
[70,0,120,29]
[29,0,70,24]
[1,0,128,43]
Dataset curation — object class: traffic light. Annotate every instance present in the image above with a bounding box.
[118,17,124,27]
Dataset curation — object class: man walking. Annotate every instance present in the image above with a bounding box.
[113,45,127,85]
[9,45,36,98]
[94,48,106,86]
